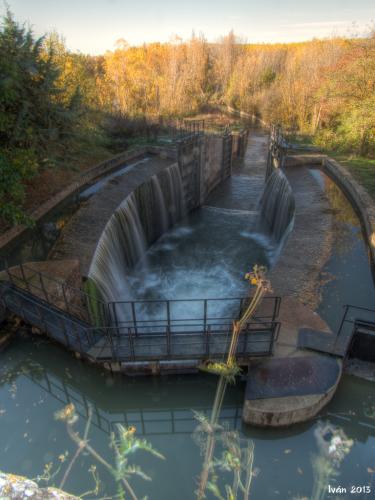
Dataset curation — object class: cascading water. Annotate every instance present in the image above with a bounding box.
[88,164,187,305]
[165,164,186,224]
[259,168,295,244]
[151,175,169,235]
[88,192,147,303]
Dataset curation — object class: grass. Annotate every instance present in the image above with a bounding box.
[328,154,375,200]
[287,133,375,200]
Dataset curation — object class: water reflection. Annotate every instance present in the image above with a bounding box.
[1,337,375,499]
[194,375,256,500]
[308,169,375,332]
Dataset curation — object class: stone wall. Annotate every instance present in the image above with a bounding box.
[178,136,203,211]
[178,131,248,210]
[323,157,375,268]
[0,147,155,255]
[286,153,375,269]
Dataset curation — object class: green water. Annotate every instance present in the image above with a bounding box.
[0,336,374,499]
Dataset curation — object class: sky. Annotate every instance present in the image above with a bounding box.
[3,0,375,54]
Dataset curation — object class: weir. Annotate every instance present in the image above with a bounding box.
[259,168,295,243]
[88,192,147,304]
[88,163,187,304]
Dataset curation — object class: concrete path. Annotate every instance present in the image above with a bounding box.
[269,166,333,310]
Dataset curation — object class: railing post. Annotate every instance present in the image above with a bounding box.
[166,301,171,358]
[33,301,48,333]
[19,263,31,293]
[61,284,71,315]
[131,302,138,336]
[13,293,27,325]
[81,291,92,323]
[166,300,171,331]
[59,317,71,349]
[243,326,248,355]
[128,327,135,361]
[106,326,116,361]
[274,296,281,320]
[38,272,50,303]
[203,299,207,335]
[4,259,13,284]
[111,302,120,335]
[337,304,349,338]
[269,324,275,355]
[72,321,83,353]
[238,298,244,319]
[205,325,211,357]
[333,305,350,353]
[84,325,92,347]
[166,325,171,358]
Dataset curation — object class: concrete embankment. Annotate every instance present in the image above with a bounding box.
[287,152,375,269]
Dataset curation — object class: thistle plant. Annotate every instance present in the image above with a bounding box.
[53,403,164,500]
[310,423,354,500]
[195,266,269,499]
[200,264,272,382]
[194,410,257,500]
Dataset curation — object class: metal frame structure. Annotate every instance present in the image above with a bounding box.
[266,124,289,180]
[0,261,281,364]
[335,304,375,358]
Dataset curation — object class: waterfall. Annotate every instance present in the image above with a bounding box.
[88,163,187,305]
[259,168,295,243]
[165,164,186,224]
[88,192,147,303]
[151,175,169,235]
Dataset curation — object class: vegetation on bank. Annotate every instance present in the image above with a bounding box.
[287,133,375,199]
[1,9,374,226]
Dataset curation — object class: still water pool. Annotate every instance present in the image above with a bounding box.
[0,337,374,499]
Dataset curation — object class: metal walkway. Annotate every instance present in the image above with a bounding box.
[0,263,281,365]
[298,305,375,359]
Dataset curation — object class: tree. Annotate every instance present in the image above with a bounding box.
[0,10,83,225]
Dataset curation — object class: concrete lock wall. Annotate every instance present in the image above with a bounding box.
[177,133,238,210]
[285,152,375,269]
[0,129,247,291]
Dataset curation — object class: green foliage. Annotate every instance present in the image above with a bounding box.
[53,403,164,499]
[0,150,37,225]
[0,10,98,226]
[317,97,375,156]
[199,361,242,384]
[1,9,374,227]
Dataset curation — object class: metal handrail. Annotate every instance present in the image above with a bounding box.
[337,304,375,334]
[1,259,109,326]
[333,304,375,355]
[1,269,280,361]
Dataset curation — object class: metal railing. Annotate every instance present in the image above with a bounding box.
[1,259,109,325]
[266,124,289,179]
[160,119,205,142]
[108,296,280,329]
[1,260,281,363]
[85,320,280,362]
[334,304,375,356]
[25,367,243,436]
